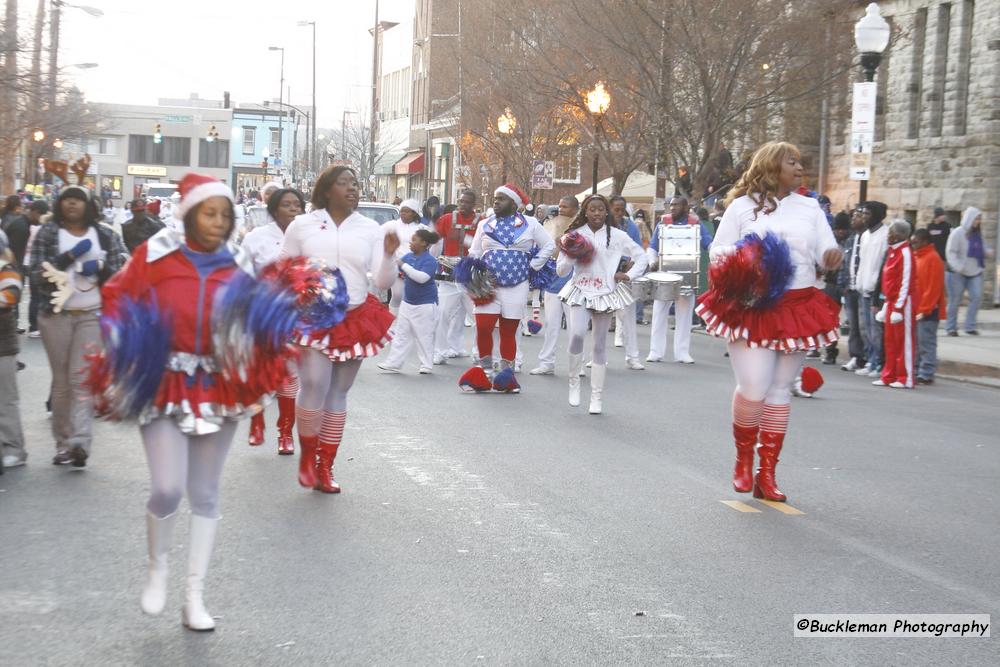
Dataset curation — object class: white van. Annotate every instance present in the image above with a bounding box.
[141,182,178,200]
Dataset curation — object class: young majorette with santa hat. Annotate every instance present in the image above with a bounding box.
[696,142,842,502]
[383,198,433,313]
[557,194,648,414]
[242,188,306,452]
[89,173,301,631]
[280,166,398,493]
[456,184,554,393]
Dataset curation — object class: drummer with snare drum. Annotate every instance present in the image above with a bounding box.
[646,196,713,364]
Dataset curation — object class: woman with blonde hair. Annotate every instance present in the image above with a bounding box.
[696,142,842,502]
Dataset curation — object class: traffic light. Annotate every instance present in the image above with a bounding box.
[153,123,163,144]
[261,156,269,170]
[206,124,219,143]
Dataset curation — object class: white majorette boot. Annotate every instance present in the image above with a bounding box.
[568,353,583,407]
[182,514,219,631]
[588,363,606,415]
[141,511,177,615]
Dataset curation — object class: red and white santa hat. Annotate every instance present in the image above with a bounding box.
[494,183,528,209]
[175,173,234,220]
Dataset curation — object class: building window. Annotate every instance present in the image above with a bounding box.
[242,127,255,155]
[89,137,115,155]
[552,145,582,184]
[953,0,975,135]
[907,8,928,139]
[929,3,952,138]
[199,139,230,169]
[128,135,191,166]
[270,129,280,157]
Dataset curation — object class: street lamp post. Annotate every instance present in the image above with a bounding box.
[297,20,318,178]
[496,107,516,183]
[586,82,611,195]
[268,46,285,180]
[853,2,890,204]
[48,1,103,107]
[264,100,310,185]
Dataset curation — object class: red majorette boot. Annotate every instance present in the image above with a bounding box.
[276,397,296,456]
[732,424,758,493]
[753,431,787,502]
[298,435,319,489]
[314,443,341,494]
[248,413,265,446]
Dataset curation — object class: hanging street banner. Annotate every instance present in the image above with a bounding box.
[531,159,555,190]
[850,82,877,181]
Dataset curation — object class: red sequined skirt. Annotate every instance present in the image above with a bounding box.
[296,293,395,362]
[696,287,840,352]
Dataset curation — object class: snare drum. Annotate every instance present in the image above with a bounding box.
[630,276,653,301]
[645,271,683,301]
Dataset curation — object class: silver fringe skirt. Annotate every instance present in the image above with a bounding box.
[558,281,636,313]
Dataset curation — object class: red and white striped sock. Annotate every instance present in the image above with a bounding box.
[732,392,764,429]
[296,407,321,437]
[760,403,791,434]
[320,411,347,446]
[278,375,300,398]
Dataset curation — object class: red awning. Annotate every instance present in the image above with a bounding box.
[393,152,424,175]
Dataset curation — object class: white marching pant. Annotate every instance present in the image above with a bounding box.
[384,302,438,369]
[649,294,694,360]
[435,282,473,355]
[537,291,569,368]
[389,276,404,313]
[616,304,640,361]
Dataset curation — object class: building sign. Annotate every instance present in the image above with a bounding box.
[849,82,877,181]
[165,115,192,123]
[531,159,555,190]
[128,165,168,177]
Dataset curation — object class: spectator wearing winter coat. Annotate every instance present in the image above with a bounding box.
[911,228,946,384]
[854,201,889,377]
[944,207,993,336]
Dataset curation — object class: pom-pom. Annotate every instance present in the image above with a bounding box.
[491,368,520,393]
[800,366,824,394]
[88,295,173,420]
[455,256,496,306]
[708,232,794,311]
[529,256,558,290]
[212,270,300,383]
[459,366,492,392]
[558,230,595,265]
[527,319,543,334]
[259,257,349,333]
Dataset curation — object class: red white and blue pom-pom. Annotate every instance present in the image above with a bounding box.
[557,230,595,265]
[87,294,173,420]
[708,232,794,310]
[259,257,349,333]
[454,256,497,306]
[459,366,492,392]
[529,255,559,290]
[526,319,543,334]
[491,368,521,393]
[212,270,300,383]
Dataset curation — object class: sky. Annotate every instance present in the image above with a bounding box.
[44,0,414,128]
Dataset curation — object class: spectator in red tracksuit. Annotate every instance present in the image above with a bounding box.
[875,221,919,389]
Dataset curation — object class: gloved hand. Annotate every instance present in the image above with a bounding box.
[68,239,92,259]
[874,306,887,323]
[41,261,72,313]
[77,259,103,277]
[889,311,903,324]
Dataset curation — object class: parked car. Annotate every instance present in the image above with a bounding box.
[356,202,400,225]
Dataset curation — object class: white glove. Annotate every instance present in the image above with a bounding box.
[874,306,887,323]
[41,261,73,313]
[889,311,903,324]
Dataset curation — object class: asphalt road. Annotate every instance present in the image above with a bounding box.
[2,322,997,666]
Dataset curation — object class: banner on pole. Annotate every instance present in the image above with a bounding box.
[849,82,877,181]
[531,159,555,190]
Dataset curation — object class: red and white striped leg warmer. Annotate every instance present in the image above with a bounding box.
[296,407,321,437]
[760,404,791,435]
[732,392,764,429]
[278,375,300,398]
[320,411,347,446]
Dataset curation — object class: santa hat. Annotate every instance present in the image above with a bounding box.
[399,198,421,215]
[494,183,528,208]
[175,173,234,220]
[459,366,492,393]
[800,366,824,394]
[146,199,161,217]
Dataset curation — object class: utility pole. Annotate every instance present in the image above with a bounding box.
[48,0,60,108]
[368,0,380,198]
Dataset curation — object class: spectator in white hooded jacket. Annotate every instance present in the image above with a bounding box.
[945,207,994,335]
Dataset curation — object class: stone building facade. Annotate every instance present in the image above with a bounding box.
[822,0,999,305]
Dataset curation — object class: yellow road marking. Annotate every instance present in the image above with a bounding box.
[720,500,761,513]
[756,499,805,515]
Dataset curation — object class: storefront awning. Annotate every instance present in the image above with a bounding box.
[393,152,424,175]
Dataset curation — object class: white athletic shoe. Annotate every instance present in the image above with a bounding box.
[867,369,881,377]
[675,356,695,364]
[418,367,433,375]
[645,355,663,363]
[854,364,873,376]
[376,363,401,373]
[841,357,860,371]
[529,366,555,375]
[871,379,886,386]
[888,381,906,389]
[433,353,447,365]
[2,454,26,468]
[626,359,645,371]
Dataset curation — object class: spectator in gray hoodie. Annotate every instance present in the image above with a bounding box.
[945,207,994,335]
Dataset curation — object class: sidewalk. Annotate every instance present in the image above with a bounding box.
[935,307,1000,387]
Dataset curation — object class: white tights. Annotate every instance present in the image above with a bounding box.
[568,307,612,365]
[726,342,805,405]
[141,418,236,519]
[296,350,362,436]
